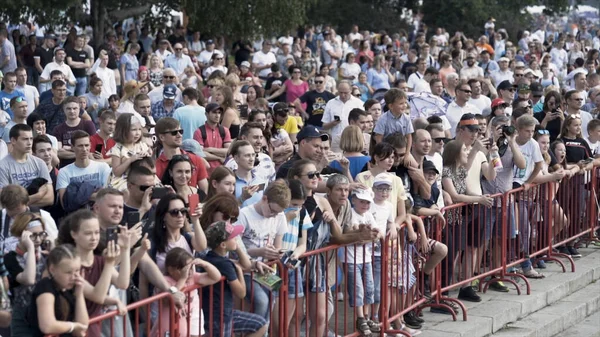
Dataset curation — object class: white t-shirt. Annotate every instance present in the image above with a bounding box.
[585,138,600,157]
[407,72,424,90]
[40,62,76,92]
[469,95,492,116]
[56,160,111,190]
[466,150,487,196]
[426,152,444,209]
[345,209,377,264]
[15,84,39,114]
[252,51,277,78]
[237,205,287,262]
[340,62,361,80]
[445,102,481,138]
[513,139,543,185]
[370,201,393,257]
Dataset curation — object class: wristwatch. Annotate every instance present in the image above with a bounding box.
[168,286,178,294]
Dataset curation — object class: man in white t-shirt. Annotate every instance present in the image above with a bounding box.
[445,81,482,137]
[39,48,76,93]
[586,119,600,157]
[468,79,492,115]
[407,58,427,90]
[252,41,277,79]
[56,130,110,207]
[348,25,363,43]
[15,67,39,114]
[413,67,439,94]
[235,181,290,322]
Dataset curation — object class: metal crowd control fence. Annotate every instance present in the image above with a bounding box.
[47,170,600,336]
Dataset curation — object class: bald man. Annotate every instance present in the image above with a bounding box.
[322,81,364,152]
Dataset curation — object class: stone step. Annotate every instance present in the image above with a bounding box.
[414,248,600,337]
[552,311,600,337]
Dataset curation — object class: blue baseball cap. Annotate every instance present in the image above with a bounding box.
[296,125,329,143]
[163,84,177,99]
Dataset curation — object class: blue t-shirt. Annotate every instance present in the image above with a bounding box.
[200,250,238,328]
[173,105,206,141]
[330,155,371,180]
[0,89,24,118]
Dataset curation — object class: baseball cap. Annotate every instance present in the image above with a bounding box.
[373,173,393,187]
[352,188,374,203]
[517,83,531,93]
[296,126,329,143]
[459,113,480,132]
[422,160,439,174]
[44,34,58,40]
[497,80,513,91]
[240,61,251,68]
[530,82,543,96]
[206,102,223,114]
[514,61,526,69]
[206,39,214,45]
[163,84,177,99]
[181,139,206,158]
[273,102,289,116]
[205,221,244,249]
[491,98,508,109]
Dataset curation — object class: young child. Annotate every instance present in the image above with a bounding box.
[152,247,221,337]
[200,221,268,337]
[585,118,600,157]
[107,113,152,190]
[412,160,445,224]
[346,188,382,336]
[89,110,117,164]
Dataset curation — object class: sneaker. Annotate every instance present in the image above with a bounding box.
[401,324,422,336]
[403,312,423,329]
[488,279,510,292]
[405,310,424,324]
[458,286,482,302]
[366,319,381,333]
[356,318,372,336]
[337,291,344,301]
[327,330,342,337]
[558,246,570,256]
[568,246,582,258]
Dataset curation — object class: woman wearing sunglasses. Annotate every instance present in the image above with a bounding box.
[5,212,51,335]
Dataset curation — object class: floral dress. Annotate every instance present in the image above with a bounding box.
[107,142,152,191]
[442,166,467,226]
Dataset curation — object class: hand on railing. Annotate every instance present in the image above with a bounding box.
[478,194,494,207]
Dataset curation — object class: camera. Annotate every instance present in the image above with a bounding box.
[502,125,516,136]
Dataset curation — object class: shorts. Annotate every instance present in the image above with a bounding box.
[373,256,382,304]
[346,263,374,307]
[288,268,305,299]
[206,310,267,337]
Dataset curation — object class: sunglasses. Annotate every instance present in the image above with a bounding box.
[164,76,175,79]
[537,129,550,135]
[314,81,324,84]
[433,137,447,144]
[14,96,25,103]
[514,74,524,77]
[167,208,189,217]
[303,51,310,54]
[354,94,361,97]
[293,71,301,74]
[302,171,321,179]
[162,129,184,136]
[567,114,581,119]
[174,48,182,51]
[460,89,472,94]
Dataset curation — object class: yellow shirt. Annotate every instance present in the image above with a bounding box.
[356,171,408,220]
[275,116,300,135]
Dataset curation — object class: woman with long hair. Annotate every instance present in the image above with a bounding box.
[120,42,140,84]
[329,125,370,179]
[340,53,362,81]
[266,65,309,105]
[215,85,241,139]
[161,155,198,205]
[207,166,236,199]
[147,54,164,87]
[535,90,564,142]
[246,85,265,112]
[438,54,456,86]
[367,55,393,91]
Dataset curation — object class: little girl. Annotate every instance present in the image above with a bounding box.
[108,113,153,190]
[108,95,120,114]
[152,247,221,337]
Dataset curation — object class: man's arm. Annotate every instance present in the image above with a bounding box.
[29,183,54,207]
[66,56,87,69]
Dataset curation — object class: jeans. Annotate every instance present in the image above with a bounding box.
[346,262,375,307]
[373,257,382,304]
[243,275,271,322]
[75,77,88,96]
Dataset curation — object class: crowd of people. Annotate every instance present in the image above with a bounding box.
[0,13,598,337]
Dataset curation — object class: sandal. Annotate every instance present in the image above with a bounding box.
[522,269,545,279]
[356,317,372,336]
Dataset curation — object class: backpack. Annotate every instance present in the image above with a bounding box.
[198,124,226,144]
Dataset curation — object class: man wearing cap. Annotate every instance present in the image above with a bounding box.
[459,52,484,80]
[34,35,57,82]
[496,80,515,115]
[66,35,91,96]
[252,41,277,79]
[148,68,182,104]
[173,88,206,141]
[490,57,513,86]
[164,43,195,78]
[198,39,216,67]
[39,47,76,94]
[156,117,208,193]
[468,79,492,116]
[276,126,328,179]
[530,82,544,113]
[239,61,255,83]
[151,84,184,120]
[0,29,16,75]
[322,81,364,152]
[193,103,231,173]
[445,81,481,137]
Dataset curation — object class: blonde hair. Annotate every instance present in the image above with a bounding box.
[263,180,291,209]
[225,74,241,88]
[147,54,164,69]
[340,125,364,153]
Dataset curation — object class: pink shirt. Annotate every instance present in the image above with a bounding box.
[285,79,309,109]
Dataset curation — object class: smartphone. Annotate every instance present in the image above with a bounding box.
[189,194,200,214]
[238,104,249,118]
[582,158,594,164]
[334,115,341,121]
[126,212,140,228]
[253,183,266,191]
[95,144,103,153]
[151,187,170,200]
[106,227,119,245]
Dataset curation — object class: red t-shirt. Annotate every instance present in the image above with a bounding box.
[89,133,116,158]
[156,149,208,187]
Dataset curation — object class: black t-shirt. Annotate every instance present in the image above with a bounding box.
[65,48,89,78]
[199,250,238,325]
[392,165,416,205]
[34,46,54,70]
[276,153,301,179]
[561,136,592,163]
[534,111,562,142]
[25,277,76,337]
[265,75,288,103]
[168,34,186,47]
[299,90,336,127]
[233,42,252,66]
[96,43,118,69]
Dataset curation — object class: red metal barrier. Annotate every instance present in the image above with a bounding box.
[47,169,600,337]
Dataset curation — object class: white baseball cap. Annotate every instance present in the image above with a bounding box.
[352,188,374,203]
[373,173,393,187]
